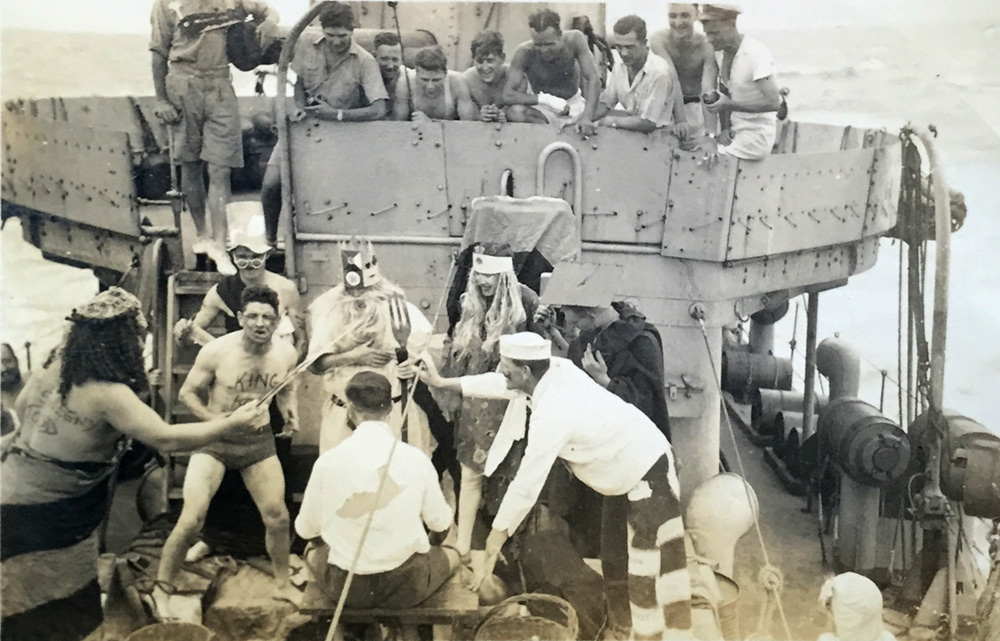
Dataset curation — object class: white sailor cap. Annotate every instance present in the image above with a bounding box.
[499,333,552,361]
[472,253,514,275]
[699,4,742,21]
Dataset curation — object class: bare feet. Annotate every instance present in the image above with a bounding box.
[273,581,302,607]
[148,584,179,622]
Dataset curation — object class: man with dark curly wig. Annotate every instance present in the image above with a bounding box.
[1,288,264,640]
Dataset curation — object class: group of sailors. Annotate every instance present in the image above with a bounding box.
[149,0,781,274]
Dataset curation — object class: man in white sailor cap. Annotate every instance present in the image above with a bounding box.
[699,3,781,160]
[420,332,692,640]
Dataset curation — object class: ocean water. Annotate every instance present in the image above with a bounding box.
[2,18,999,424]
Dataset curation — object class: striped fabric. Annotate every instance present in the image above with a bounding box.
[1,447,117,640]
[625,455,692,640]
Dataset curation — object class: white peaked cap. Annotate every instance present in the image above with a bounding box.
[499,333,552,361]
[472,253,514,275]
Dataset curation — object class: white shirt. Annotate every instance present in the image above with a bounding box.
[600,51,680,127]
[461,358,670,534]
[294,421,453,574]
[720,36,776,134]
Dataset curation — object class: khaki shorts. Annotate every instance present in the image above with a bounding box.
[166,71,244,168]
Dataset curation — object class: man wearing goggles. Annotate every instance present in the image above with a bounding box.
[174,202,304,355]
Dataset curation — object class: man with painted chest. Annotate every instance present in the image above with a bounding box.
[153,284,300,618]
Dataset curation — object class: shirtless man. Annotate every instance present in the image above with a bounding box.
[699,4,780,160]
[462,31,509,123]
[650,3,719,133]
[503,9,601,134]
[394,47,477,121]
[154,285,299,615]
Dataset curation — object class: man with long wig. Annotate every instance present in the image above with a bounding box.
[440,248,538,559]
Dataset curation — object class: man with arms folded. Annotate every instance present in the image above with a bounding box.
[593,15,690,137]
[394,47,477,122]
[261,2,387,245]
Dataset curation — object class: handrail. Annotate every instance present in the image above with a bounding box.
[276,1,335,280]
[536,142,583,258]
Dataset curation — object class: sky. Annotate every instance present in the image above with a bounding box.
[3,0,1000,34]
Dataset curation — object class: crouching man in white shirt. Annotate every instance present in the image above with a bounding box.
[420,333,693,641]
[295,371,460,612]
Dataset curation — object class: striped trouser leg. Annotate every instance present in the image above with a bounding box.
[625,455,692,641]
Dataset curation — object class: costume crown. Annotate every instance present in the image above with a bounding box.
[340,237,381,293]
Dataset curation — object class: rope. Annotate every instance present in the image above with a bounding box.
[322,256,459,640]
[324,377,420,641]
[696,318,794,641]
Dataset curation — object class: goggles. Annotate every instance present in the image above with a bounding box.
[232,255,266,270]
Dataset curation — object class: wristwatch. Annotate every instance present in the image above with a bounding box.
[337,109,344,122]
[610,121,618,129]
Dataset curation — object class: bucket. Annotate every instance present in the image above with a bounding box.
[474,593,579,641]
[125,622,215,641]
[715,573,741,641]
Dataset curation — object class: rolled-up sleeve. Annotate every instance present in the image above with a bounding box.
[295,456,327,540]
[361,56,390,104]
[149,0,173,57]
[460,373,514,400]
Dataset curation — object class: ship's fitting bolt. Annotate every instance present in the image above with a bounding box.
[689,303,707,321]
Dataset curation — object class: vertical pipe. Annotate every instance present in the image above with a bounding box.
[275,3,332,280]
[748,321,774,355]
[802,293,819,440]
[838,476,881,572]
[911,125,955,640]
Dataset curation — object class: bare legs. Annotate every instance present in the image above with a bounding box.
[456,464,482,557]
[181,159,235,274]
[154,454,226,618]
[241,456,294,599]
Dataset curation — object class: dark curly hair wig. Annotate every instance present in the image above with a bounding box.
[58,311,148,401]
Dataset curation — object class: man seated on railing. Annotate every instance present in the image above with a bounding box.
[502,9,601,134]
[699,3,781,160]
[261,1,388,245]
[296,371,460,624]
[393,47,477,122]
[463,31,510,123]
[592,15,691,137]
